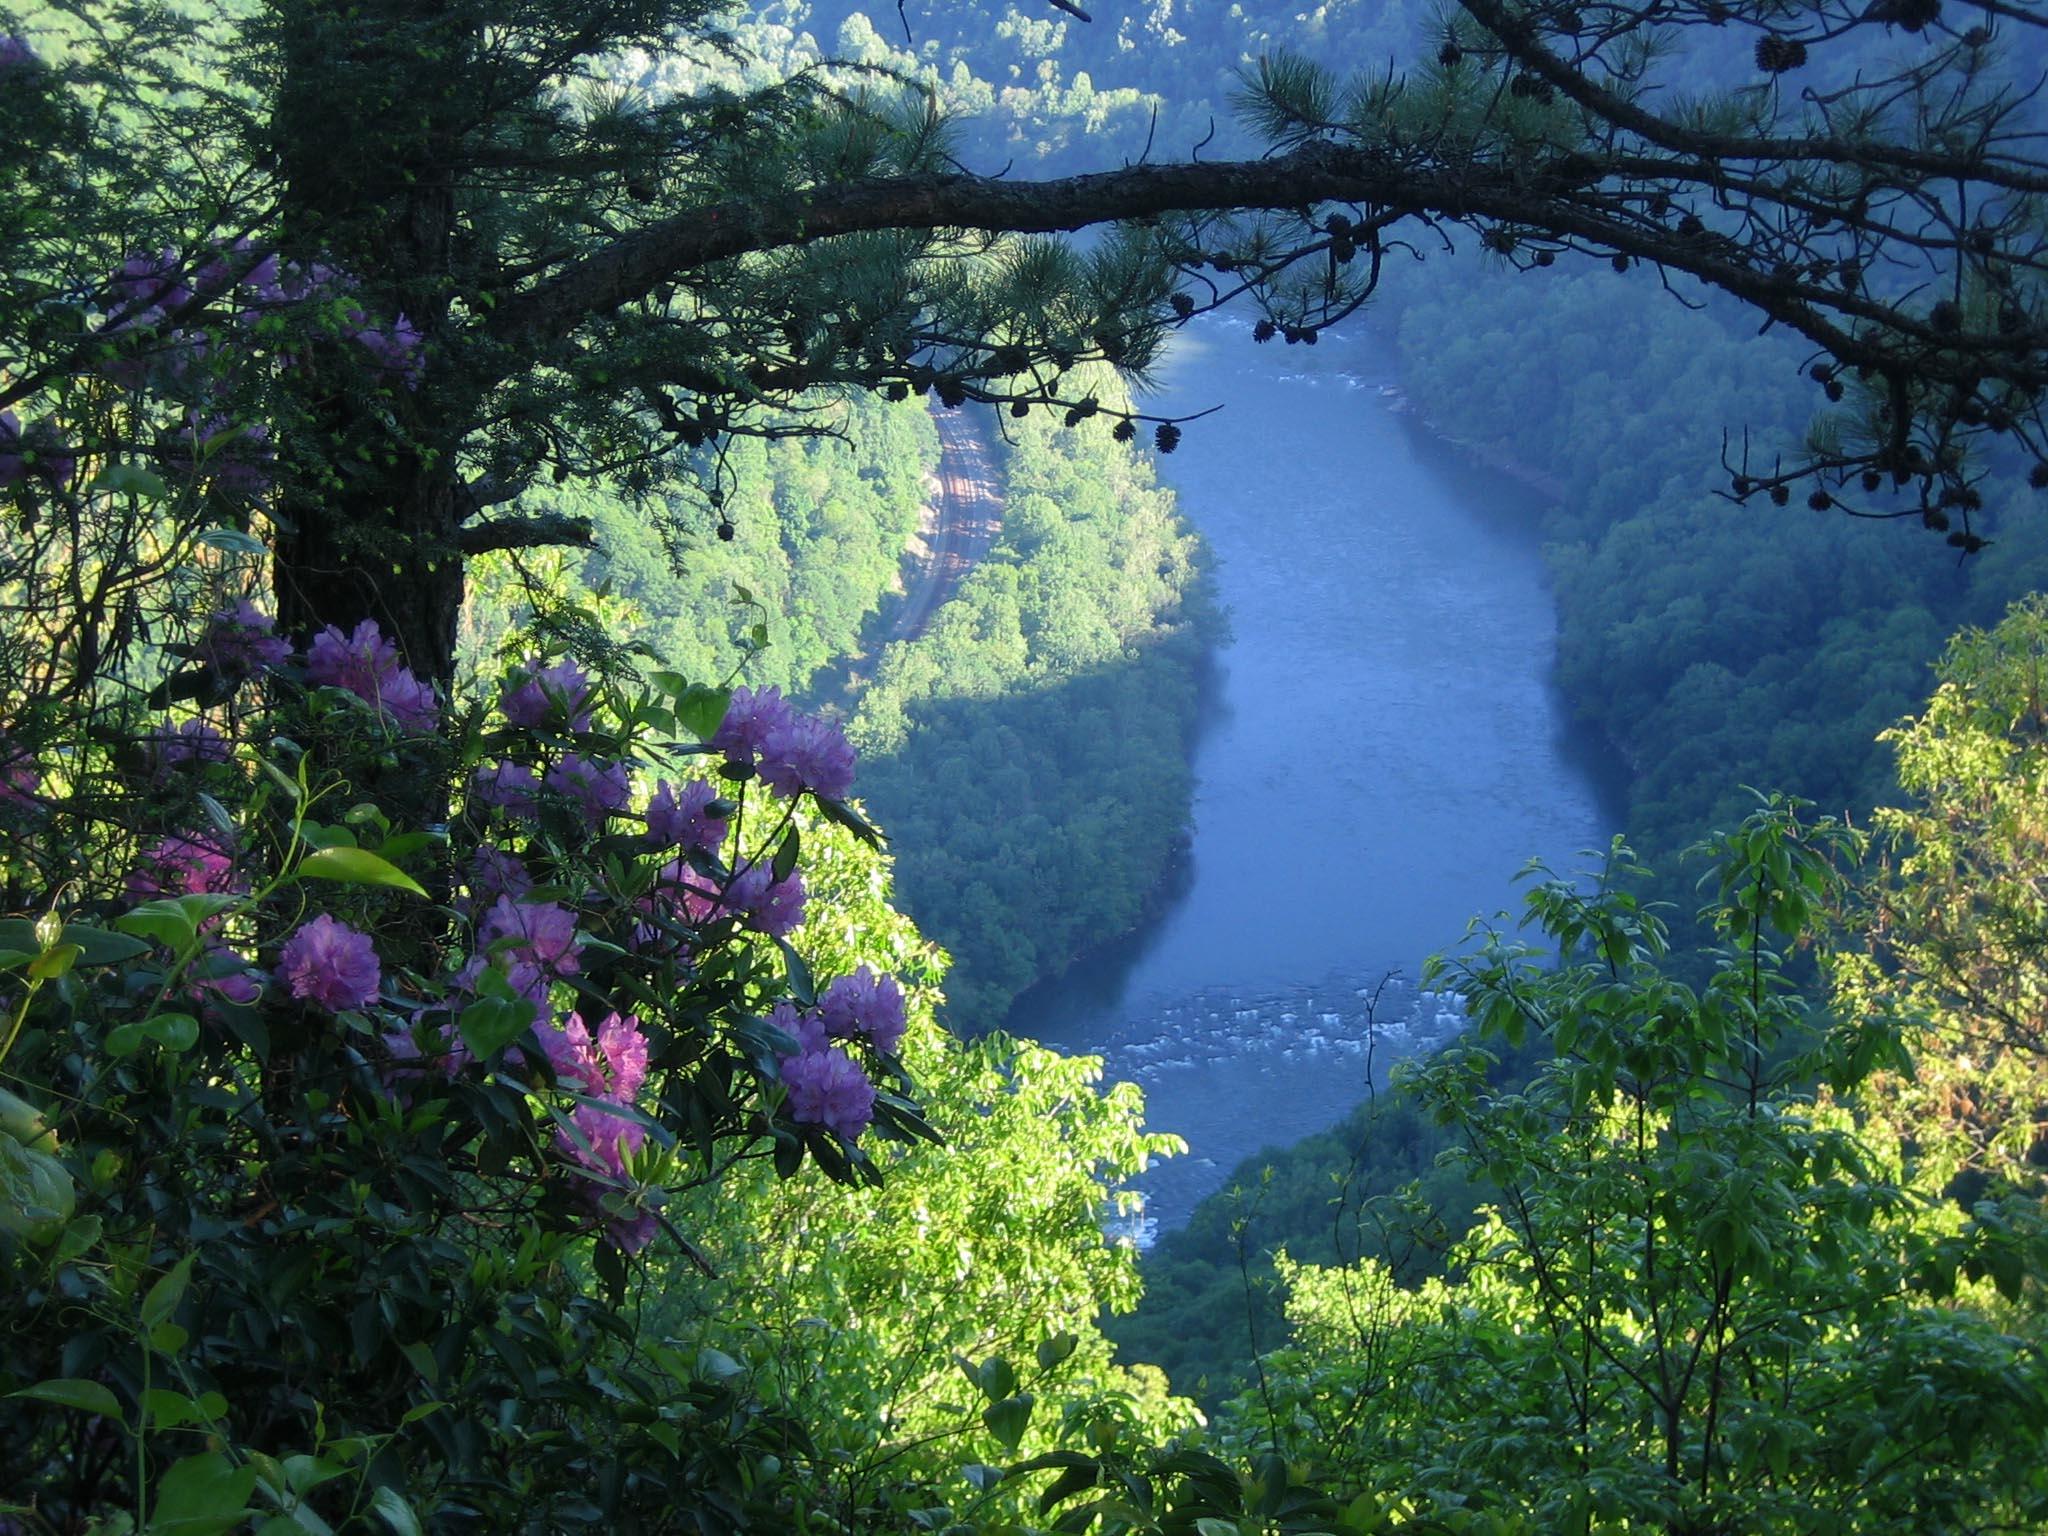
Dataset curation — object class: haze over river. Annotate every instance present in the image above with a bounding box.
[1006,317,1621,1237]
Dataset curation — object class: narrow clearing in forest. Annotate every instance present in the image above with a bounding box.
[890,406,1003,643]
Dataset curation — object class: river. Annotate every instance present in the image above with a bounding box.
[1005,317,1622,1238]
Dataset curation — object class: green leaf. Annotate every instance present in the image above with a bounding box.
[976,1356,1017,1402]
[196,526,267,556]
[1036,1333,1078,1371]
[458,995,536,1060]
[11,1378,122,1419]
[772,824,800,883]
[27,943,81,980]
[982,1393,1033,1452]
[143,1389,207,1430]
[294,846,426,896]
[151,1450,257,1535]
[91,463,169,501]
[108,1012,202,1058]
[1195,1520,1242,1536]
[777,938,814,1006]
[143,1251,197,1329]
[674,683,731,742]
[0,921,148,966]
[368,1486,422,1536]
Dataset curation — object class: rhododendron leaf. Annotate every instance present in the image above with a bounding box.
[458,995,534,1060]
[771,824,799,883]
[298,822,359,850]
[975,1356,1017,1401]
[593,1240,628,1306]
[196,793,237,844]
[10,1378,121,1420]
[961,1464,1004,1493]
[368,1484,422,1536]
[982,1393,1033,1452]
[696,1347,743,1382]
[775,938,814,1006]
[814,795,884,847]
[295,846,425,896]
[0,919,148,967]
[196,526,266,556]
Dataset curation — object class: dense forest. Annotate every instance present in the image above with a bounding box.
[11,2,2048,1533]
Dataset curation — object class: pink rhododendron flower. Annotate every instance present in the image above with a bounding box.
[108,248,192,324]
[726,861,806,939]
[468,759,540,814]
[179,415,273,496]
[306,620,435,730]
[780,1043,875,1141]
[544,753,629,829]
[710,685,795,765]
[542,1010,657,1249]
[756,713,857,801]
[818,965,908,1055]
[188,945,262,1012]
[348,310,425,388]
[0,740,39,808]
[501,659,593,731]
[463,845,531,912]
[306,618,400,695]
[149,718,230,775]
[644,778,726,855]
[463,896,581,1004]
[126,834,238,905]
[277,914,381,1011]
[200,601,291,681]
[376,668,439,733]
[767,999,828,1056]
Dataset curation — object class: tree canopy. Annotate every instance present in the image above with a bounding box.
[7,0,2048,709]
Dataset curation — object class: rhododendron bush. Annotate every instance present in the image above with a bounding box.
[0,568,978,1524]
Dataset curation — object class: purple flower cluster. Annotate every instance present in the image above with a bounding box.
[200,602,291,682]
[466,895,583,1005]
[0,741,40,809]
[644,778,727,855]
[501,659,593,731]
[726,862,807,939]
[348,309,425,388]
[0,32,38,69]
[767,971,902,1143]
[278,914,381,1011]
[818,965,909,1055]
[463,845,531,912]
[545,753,630,830]
[779,1019,876,1143]
[149,718,231,776]
[469,760,539,815]
[126,834,238,905]
[305,619,438,733]
[711,686,857,802]
[188,944,262,1012]
[542,1011,657,1251]
[0,411,74,489]
[178,415,273,497]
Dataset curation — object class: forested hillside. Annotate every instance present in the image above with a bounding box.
[853,382,1217,1022]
